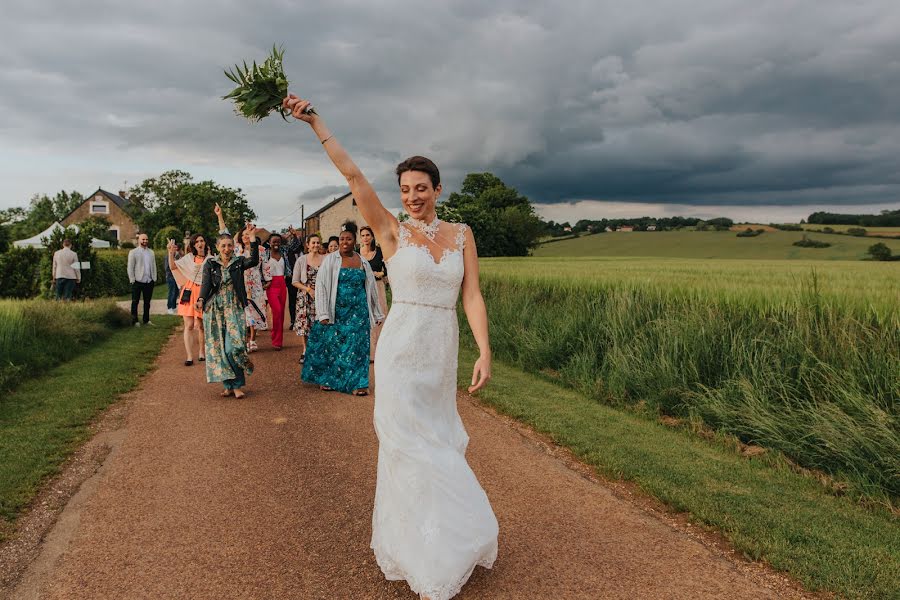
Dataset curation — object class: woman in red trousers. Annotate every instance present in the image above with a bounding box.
[262,233,292,350]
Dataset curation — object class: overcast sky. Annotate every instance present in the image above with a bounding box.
[2,0,899,228]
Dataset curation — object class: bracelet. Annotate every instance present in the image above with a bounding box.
[320,135,333,145]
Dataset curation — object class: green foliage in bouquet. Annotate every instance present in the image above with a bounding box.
[223,45,314,122]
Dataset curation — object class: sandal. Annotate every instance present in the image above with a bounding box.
[320,386,334,392]
[184,360,193,366]
[198,356,205,362]
[354,389,369,397]
[221,389,234,397]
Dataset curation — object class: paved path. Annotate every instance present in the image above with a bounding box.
[115,299,169,317]
[9,326,805,599]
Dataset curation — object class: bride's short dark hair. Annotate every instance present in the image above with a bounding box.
[396,156,440,189]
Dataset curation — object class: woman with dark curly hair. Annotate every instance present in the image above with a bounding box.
[302,221,384,395]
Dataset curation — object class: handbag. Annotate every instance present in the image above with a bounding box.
[179,258,203,305]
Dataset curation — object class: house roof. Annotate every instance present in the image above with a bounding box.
[304,192,352,221]
[61,188,143,223]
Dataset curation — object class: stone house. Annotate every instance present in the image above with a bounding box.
[61,188,142,245]
[303,192,368,240]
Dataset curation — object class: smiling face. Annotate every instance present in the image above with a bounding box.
[269,235,282,252]
[138,233,149,247]
[307,235,321,254]
[339,231,356,255]
[217,235,234,260]
[400,170,441,222]
[327,239,339,253]
[400,171,441,223]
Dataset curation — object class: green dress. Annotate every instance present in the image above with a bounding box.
[203,256,254,389]
[302,267,370,393]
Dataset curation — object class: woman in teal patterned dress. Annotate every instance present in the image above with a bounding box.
[196,229,261,399]
[303,222,385,395]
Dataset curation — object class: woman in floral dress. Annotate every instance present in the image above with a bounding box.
[215,205,267,352]
[195,231,260,399]
[302,222,384,395]
[291,233,324,363]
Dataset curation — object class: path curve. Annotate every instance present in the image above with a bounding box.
[9,326,808,599]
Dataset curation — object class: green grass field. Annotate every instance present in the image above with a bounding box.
[475,257,899,503]
[457,344,899,599]
[0,299,132,391]
[535,230,900,260]
[801,224,900,237]
[0,315,177,541]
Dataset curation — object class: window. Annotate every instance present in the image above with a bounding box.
[91,203,108,214]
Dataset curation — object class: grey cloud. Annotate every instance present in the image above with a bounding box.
[1,0,900,214]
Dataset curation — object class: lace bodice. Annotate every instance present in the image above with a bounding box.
[386,222,468,309]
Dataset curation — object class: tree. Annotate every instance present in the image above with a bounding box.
[78,215,118,248]
[867,242,893,261]
[440,173,543,256]
[127,170,256,242]
[0,190,86,241]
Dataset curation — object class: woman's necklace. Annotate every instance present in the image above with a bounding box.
[408,215,441,241]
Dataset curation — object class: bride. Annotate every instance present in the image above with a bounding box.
[283,94,498,600]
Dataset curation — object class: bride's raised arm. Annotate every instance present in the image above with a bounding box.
[283,94,398,252]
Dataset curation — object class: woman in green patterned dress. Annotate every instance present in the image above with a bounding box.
[196,228,261,398]
[302,222,385,395]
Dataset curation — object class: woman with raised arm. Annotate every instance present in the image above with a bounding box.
[216,204,268,352]
[284,94,497,600]
[168,233,209,366]
[194,229,260,399]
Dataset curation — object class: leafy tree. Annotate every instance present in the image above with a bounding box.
[0,190,86,240]
[153,226,182,250]
[867,242,893,261]
[440,173,543,256]
[127,170,256,242]
[78,215,118,248]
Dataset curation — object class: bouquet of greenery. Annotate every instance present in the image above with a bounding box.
[223,45,315,122]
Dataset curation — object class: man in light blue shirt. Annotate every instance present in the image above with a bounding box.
[127,233,157,326]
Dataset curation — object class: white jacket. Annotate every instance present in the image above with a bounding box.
[314,252,385,327]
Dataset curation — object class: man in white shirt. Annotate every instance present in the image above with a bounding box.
[52,239,81,300]
[127,233,157,326]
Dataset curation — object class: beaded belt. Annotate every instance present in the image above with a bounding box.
[392,299,456,311]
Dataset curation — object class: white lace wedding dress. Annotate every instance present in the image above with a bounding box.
[371,222,498,600]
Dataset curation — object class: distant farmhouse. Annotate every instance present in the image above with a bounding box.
[303,192,367,240]
[617,225,634,232]
[62,188,142,246]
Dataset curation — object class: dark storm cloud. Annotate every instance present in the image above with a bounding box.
[1,0,899,211]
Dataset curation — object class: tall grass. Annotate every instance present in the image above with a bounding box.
[0,299,131,391]
[474,258,900,503]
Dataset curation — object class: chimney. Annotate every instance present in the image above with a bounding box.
[118,190,129,199]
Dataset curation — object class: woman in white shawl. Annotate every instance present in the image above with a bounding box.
[167,233,209,366]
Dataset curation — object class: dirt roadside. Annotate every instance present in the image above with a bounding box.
[3,328,816,599]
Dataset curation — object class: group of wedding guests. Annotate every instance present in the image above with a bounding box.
[163,204,389,399]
